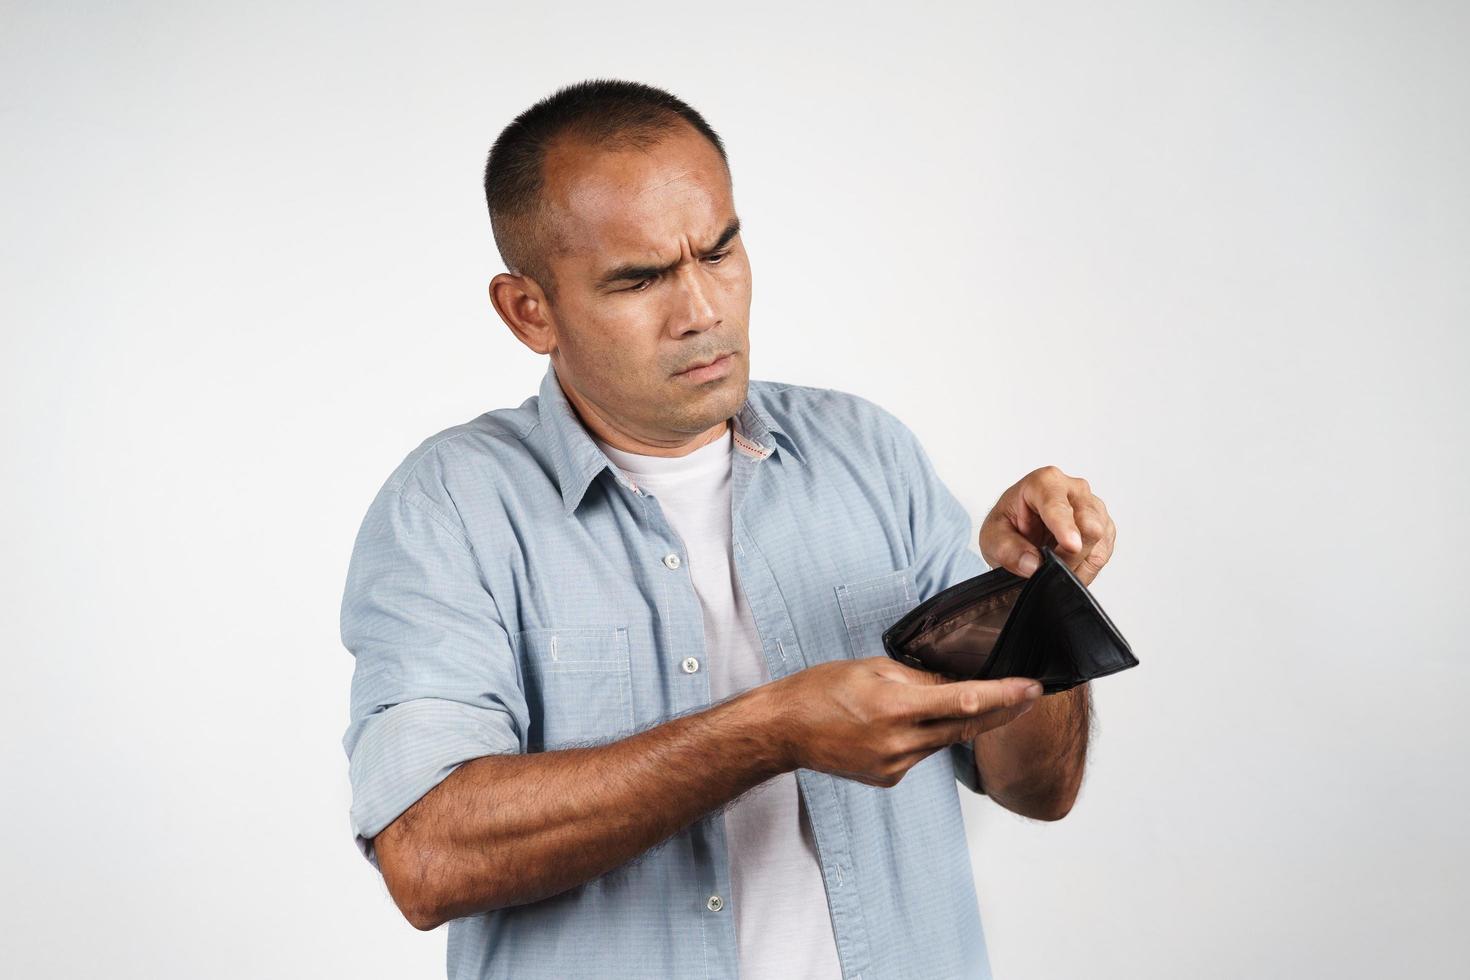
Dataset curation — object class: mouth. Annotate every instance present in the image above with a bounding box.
[675,352,736,379]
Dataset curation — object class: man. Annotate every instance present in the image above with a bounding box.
[340,78,1116,980]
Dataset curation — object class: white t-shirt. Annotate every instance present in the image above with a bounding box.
[594,424,844,980]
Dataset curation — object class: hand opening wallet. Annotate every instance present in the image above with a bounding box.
[882,545,1139,695]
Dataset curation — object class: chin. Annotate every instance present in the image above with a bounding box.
[673,375,747,431]
[712,372,749,414]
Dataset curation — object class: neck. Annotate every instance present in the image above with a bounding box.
[555,368,729,458]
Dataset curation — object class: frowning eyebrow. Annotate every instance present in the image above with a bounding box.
[595,217,742,287]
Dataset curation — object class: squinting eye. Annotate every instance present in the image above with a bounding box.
[707,251,730,264]
[626,278,653,293]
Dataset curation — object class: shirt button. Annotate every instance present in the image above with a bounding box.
[662,553,681,569]
[681,657,700,674]
[706,895,724,912]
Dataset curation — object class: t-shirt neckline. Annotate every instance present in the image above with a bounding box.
[594,424,734,478]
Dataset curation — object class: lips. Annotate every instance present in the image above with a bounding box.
[678,352,732,375]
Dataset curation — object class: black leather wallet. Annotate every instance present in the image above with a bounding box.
[882,545,1139,694]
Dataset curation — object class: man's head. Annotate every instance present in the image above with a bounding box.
[484,79,752,457]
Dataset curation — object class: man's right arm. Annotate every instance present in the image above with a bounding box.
[375,682,788,930]
[373,657,1044,931]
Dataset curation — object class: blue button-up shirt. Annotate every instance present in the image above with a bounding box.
[340,361,997,979]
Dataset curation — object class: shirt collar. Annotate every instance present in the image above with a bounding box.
[536,359,805,516]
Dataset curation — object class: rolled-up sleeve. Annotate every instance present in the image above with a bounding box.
[339,484,528,870]
[890,414,993,795]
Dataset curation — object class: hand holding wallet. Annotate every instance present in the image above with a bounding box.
[882,545,1138,694]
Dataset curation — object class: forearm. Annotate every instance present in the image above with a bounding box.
[972,681,1091,820]
[376,683,791,929]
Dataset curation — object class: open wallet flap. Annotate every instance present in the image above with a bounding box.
[881,545,1139,694]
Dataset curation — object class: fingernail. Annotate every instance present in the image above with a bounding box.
[1025,683,1043,699]
[1018,553,1040,576]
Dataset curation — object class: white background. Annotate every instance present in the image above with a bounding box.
[3,2,1466,977]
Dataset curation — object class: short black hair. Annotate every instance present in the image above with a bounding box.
[483,78,729,296]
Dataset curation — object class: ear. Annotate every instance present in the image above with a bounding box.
[489,272,557,355]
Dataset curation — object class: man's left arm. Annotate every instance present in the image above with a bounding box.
[893,416,1115,821]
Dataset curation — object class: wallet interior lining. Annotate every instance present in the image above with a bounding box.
[906,581,1025,663]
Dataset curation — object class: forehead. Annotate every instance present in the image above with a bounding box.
[541,127,733,263]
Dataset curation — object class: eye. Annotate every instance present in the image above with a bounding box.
[625,278,654,293]
[706,250,731,265]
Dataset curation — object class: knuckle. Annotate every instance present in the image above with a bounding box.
[874,737,904,765]
[885,703,918,729]
[875,695,910,724]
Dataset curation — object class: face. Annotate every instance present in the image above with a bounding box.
[491,122,753,456]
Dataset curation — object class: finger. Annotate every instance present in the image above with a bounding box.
[1059,492,1104,578]
[904,676,1042,722]
[1069,490,1108,556]
[981,520,1046,577]
[1026,483,1083,560]
[988,468,1084,574]
[859,750,940,788]
[979,482,1045,573]
[1077,515,1115,584]
[911,700,1039,749]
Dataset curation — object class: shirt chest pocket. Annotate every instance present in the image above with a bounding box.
[834,566,919,662]
[516,625,636,752]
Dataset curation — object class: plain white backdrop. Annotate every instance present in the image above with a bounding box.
[3,2,1466,977]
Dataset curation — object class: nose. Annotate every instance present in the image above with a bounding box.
[668,263,719,336]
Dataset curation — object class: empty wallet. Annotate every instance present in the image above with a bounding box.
[882,545,1139,694]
